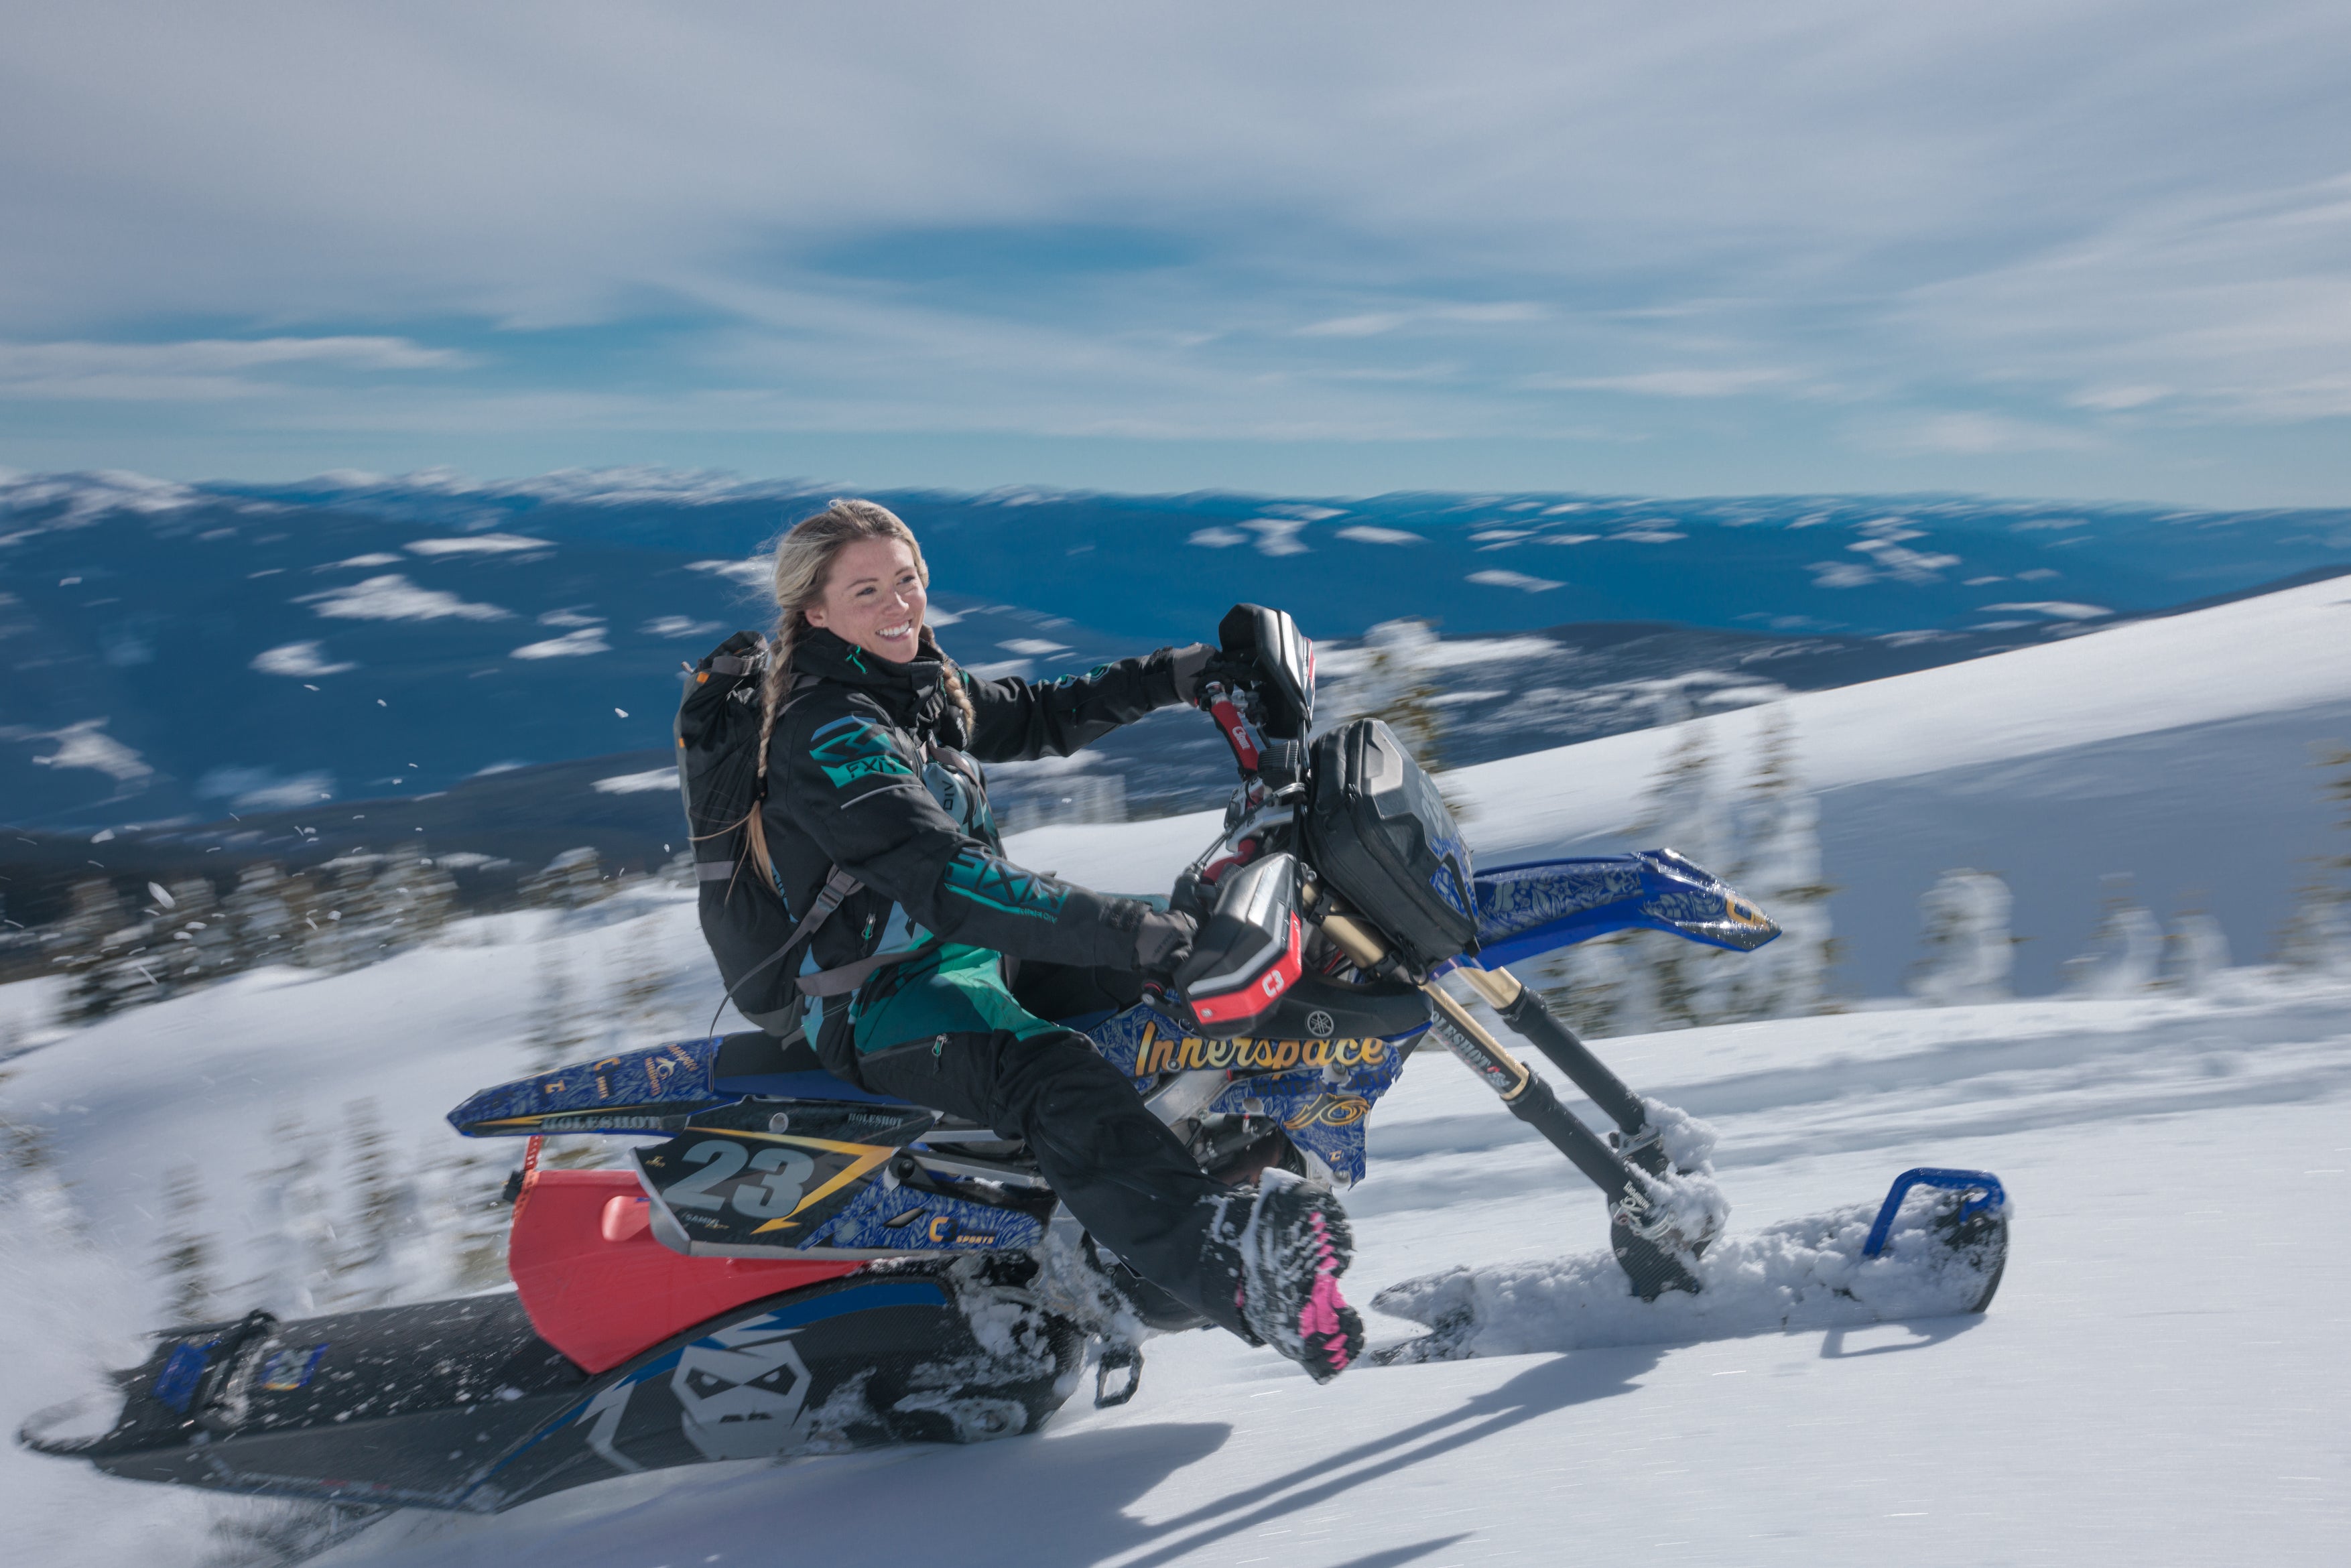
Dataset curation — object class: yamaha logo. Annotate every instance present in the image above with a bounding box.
[1306,1008,1337,1039]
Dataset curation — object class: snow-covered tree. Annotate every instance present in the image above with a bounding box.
[243,1107,334,1317]
[1349,618,1449,769]
[529,945,589,1074]
[1628,723,1731,1028]
[157,876,228,986]
[2277,743,2351,974]
[1720,708,1835,1019]
[305,858,380,971]
[2063,878,2162,996]
[51,878,131,1024]
[1909,870,2015,1005]
[523,847,610,910]
[326,1098,418,1309]
[1531,929,1651,1040]
[2168,912,2232,994]
[370,842,457,952]
[157,1163,218,1324]
[221,861,301,970]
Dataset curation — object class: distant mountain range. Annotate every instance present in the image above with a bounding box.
[3,467,2345,849]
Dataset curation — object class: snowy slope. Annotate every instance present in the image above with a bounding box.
[1017,575,2351,988]
[5,912,2346,1567]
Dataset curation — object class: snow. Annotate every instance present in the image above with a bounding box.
[1007,575,2351,988]
[5,576,2351,1565]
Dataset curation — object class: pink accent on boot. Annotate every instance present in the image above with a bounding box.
[1297,1214,1354,1372]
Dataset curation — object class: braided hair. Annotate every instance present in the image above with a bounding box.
[754,499,976,783]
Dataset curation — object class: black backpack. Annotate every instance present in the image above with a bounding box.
[676,633,908,1041]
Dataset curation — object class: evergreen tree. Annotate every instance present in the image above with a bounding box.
[2063,876,2162,996]
[159,1163,218,1323]
[611,920,666,1042]
[1909,870,2015,1005]
[1722,708,1835,1019]
[369,842,458,954]
[529,945,588,1073]
[2168,911,2232,994]
[246,1105,337,1317]
[221,861,298,970]
[1532,931,1637,1039]
[332,1098,414,1309]
[1630,723,1726,1029]
[52,878,131,1025]
[158,876,228,985]
[523,847,609,910]
[2277,743,2351,974]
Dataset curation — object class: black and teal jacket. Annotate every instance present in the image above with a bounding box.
[762,627,1188,1066]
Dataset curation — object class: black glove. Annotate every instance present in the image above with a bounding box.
[1131,909,1198,980]
[1167,643,1214,706]
[1174,644,1261,708]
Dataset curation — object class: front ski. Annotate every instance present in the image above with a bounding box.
[1372,1167,2009,1364]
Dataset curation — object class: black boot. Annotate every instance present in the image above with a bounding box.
[1198,1171,1364,1383]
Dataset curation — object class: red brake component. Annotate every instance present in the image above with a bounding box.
[1207,696,1262,773]
[1187,911,1304,1027]
[509,1167,861,1373]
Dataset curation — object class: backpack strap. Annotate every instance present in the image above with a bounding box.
[742,671,825,896]
[721,865,865,1004]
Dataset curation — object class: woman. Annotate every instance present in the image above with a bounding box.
[754,499,1362,1382]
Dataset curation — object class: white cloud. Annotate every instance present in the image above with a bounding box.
[1466,569,1562,592]
[1335,525,1423,545]
[1529,369,1798,398]
[510,627,611,659]
[1807,561,1879,589]
[251,640,357,677]
[537,608,602,627]
[1978,600,2112,620]
[592,767,676,794]
[999,638,1068,656]
[405,533,552,556]
[198,765,335,809]
[318,553,403,570]
[0,336,468,400]
[1298,303,1547,338]
[297,574,511,622]
[688,558,770,586]
[642,614,722,638]
[1188,527,1247,547]
[21,717,151,781]
[1893,412,2102,455]
[1241,517,1311,556]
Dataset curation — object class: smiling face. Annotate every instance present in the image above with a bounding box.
[804,535,928,663]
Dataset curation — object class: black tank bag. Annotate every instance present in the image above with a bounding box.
[1300,717,1479,974]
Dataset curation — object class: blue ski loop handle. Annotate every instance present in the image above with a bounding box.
[1862,1167,2007,1258]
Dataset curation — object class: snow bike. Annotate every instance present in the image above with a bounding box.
[21,604,2009,1523]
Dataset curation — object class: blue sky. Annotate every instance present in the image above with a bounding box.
[3,1,2350,505]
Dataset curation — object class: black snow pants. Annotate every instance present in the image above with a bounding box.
[855,1027,1241,1333]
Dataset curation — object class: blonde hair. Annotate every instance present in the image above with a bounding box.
[754,498,974,783]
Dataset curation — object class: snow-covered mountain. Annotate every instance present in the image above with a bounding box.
[5,466,2347,833]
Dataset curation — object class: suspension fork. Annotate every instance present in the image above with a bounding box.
[1450,966,1669,1176]
[1315,914,1698,1299]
